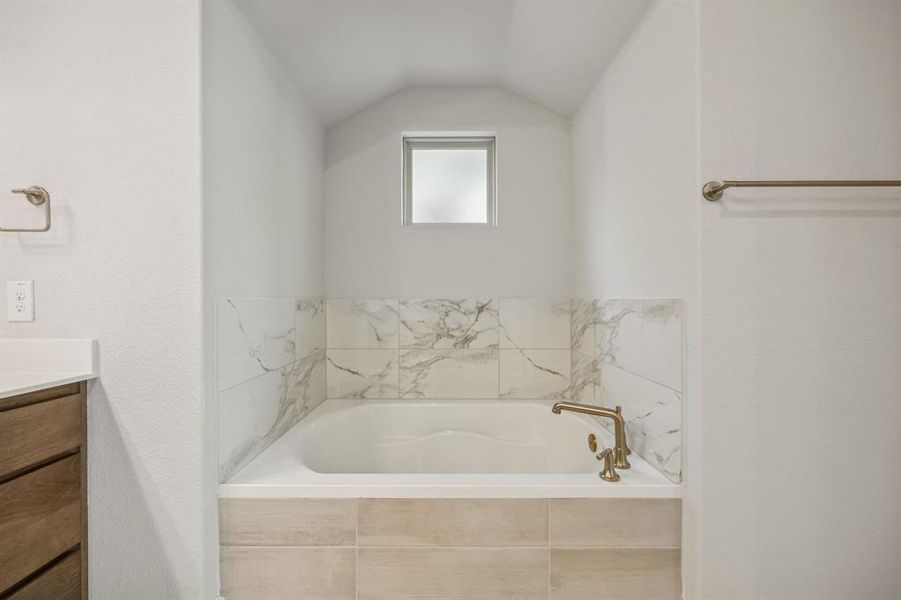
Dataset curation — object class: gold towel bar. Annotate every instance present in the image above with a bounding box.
[702,179,901,202]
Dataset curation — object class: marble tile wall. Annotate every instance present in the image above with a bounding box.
[572,298,683,482]
[216,296,683,484]
[325,298,573,400]
[217,297,326,482]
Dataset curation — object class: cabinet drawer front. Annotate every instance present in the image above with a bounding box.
[0,393,82,479]
[0,455,82,592]
[6,550,81,600]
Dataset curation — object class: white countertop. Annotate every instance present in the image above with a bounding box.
[0,338,98,399]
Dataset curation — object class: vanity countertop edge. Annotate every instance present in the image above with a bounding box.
[0,338,98,399]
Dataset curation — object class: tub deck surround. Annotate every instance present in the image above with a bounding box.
[220,399,679,498]
[217,297,327,481]
[218,497,682,599]
[219,325,683,597]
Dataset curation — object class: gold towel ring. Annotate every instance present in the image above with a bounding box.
[1,186,51,232]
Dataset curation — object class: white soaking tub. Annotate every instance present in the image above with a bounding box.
[219,399,680,498]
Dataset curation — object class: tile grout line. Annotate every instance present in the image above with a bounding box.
[352,544,566,550]
[544,545,682,550]
[221,543,683,550]
[600,358,683,395]
[547,499,551,600]
[394,299,400,399]
[220,542,681,551]
[216,356,293,394]
[355,497,359,600]
[498,298,502,397]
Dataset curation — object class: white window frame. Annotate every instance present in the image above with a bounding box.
[402,134,497,226]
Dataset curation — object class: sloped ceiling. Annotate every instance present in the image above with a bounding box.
[235,0,652,126]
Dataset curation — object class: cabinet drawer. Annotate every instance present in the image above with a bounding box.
[6,550,81,600]
[0,455,82,592]
[0,393,82,479]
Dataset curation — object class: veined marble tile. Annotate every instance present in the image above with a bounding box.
[293,350,328,417]
[598,299,683,391]
[598,363,682,482]
[399,298,498,349]
[327,349,398,398]
[499,349,570,399]
[295,297,326,358]
[217,298,296,392]
[499,298,571,349]
[571,298,601,356]
[219,350,326,481]
[327,299,399,348]
[570,350,600,404]
[399,349,498,398]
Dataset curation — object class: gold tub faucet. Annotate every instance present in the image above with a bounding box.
[595,448,620,482]
[552,401,631,471]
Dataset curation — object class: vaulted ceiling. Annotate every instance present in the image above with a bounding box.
[235,0,652,127]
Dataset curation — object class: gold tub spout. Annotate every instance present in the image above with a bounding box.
[552,401,631,470]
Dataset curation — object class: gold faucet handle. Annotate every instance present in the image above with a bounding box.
[596,448,620,482]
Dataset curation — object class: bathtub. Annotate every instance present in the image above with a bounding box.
[219,399,680,498]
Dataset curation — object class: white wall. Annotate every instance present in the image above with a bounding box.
[572,1,698,301]
[571,0,700,588]
[696,1,901,598]
[325,86,572,298]
[203,0,326,493]
[573,1,901,597]
[202,1,326,592]
[0,1,210,598]
[203,1,324,300]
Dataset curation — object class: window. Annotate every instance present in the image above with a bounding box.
[403,136,496,225]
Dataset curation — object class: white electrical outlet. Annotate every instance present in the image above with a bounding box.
[6,280,35,322]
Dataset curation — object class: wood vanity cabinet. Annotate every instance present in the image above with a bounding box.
[0,382,88,599]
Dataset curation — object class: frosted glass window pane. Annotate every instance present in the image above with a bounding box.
[410,147,488,223]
